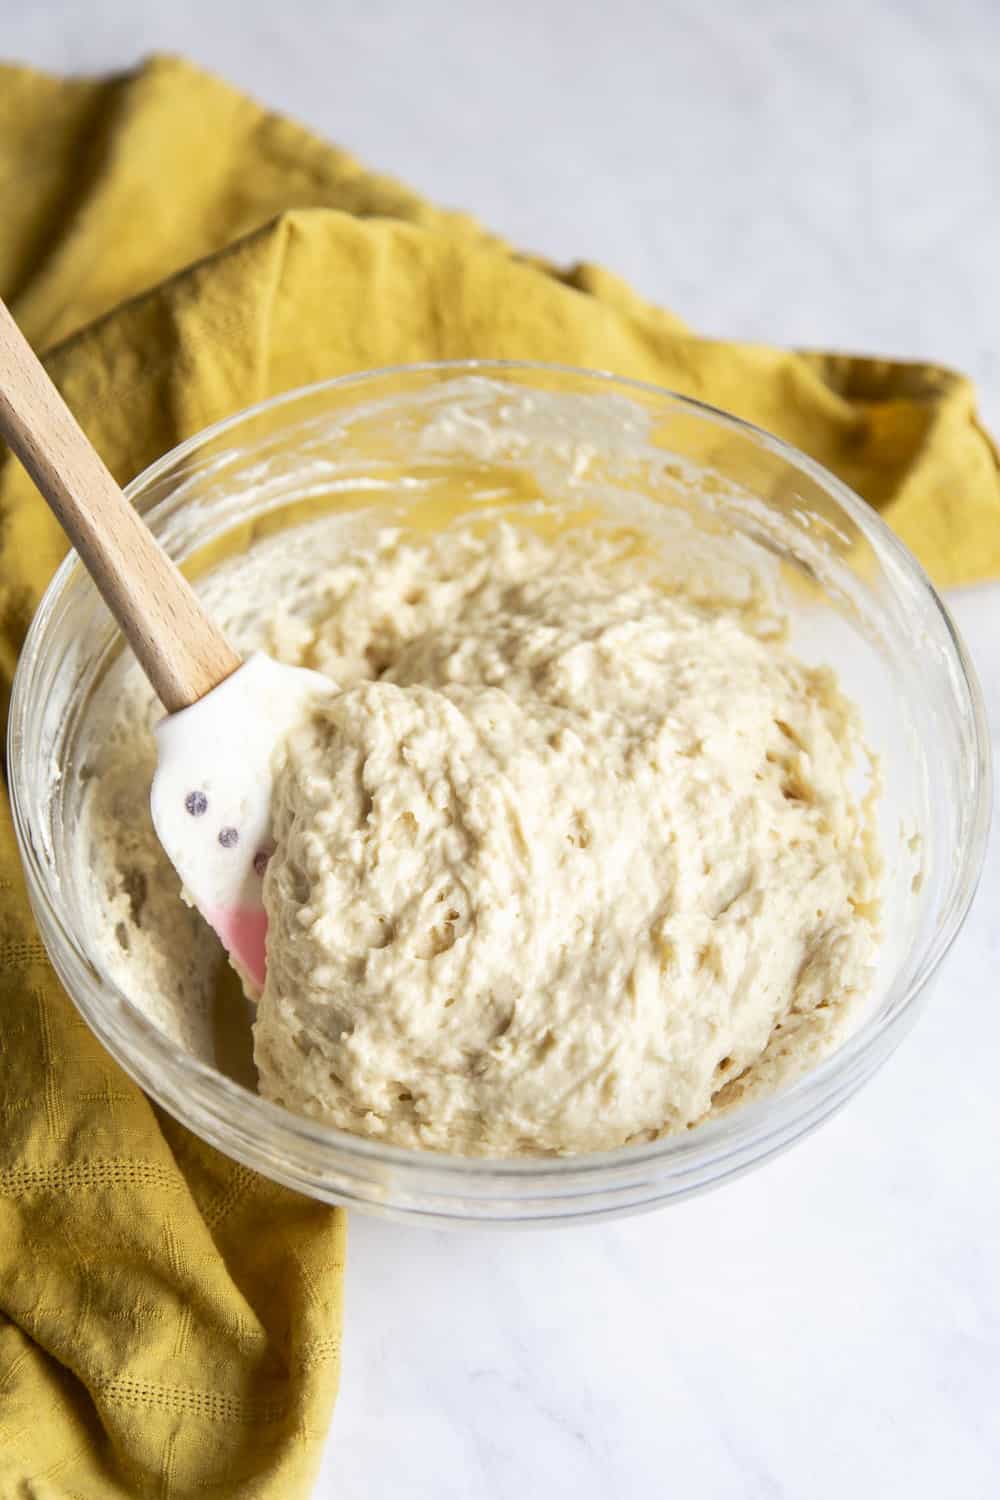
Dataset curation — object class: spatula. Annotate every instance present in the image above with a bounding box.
[0,297,329,993]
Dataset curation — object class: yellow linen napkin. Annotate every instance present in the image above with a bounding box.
[0,52,997,1500]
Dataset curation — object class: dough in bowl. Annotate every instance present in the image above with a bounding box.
[254,523,880,1154]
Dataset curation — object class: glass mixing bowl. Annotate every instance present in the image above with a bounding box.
[8,363,991,1225]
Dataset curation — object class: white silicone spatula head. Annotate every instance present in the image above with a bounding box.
[150,654,328,993]
[0,296,319,990]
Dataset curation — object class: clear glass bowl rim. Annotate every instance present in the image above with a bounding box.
[8,359,993,1212]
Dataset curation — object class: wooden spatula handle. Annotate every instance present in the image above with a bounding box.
[0,298,241,713]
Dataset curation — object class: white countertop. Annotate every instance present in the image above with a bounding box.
[7,3,999,1495]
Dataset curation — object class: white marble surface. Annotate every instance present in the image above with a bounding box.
[6,3,999,1496]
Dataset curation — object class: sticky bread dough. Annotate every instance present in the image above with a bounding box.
[252,524,880,1155]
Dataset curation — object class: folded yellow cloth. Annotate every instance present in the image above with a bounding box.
[0,51,997,1500]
